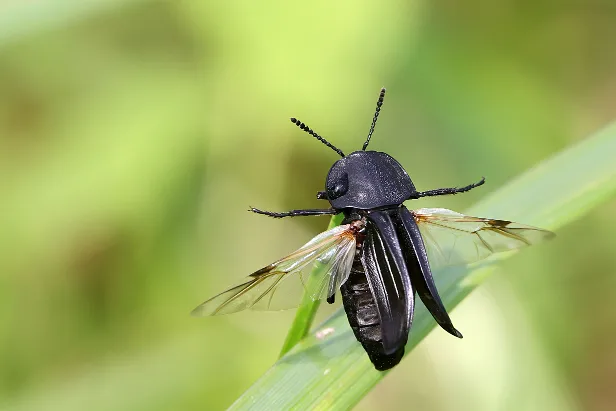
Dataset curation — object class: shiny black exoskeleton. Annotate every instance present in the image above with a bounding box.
[326,151,415,209]
[250,88,484,370]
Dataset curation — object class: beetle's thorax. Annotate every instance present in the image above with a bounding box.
[326,150,416,210]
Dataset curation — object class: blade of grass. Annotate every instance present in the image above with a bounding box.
[229,121,616,410]
[279,213,345,357]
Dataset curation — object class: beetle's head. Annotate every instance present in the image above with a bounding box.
[290,88,417,210]
[325,150,414,209]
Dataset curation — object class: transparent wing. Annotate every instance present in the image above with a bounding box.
[413,208,555,268]
[191,224,357,316]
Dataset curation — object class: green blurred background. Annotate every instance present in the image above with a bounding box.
[1,1,615,410]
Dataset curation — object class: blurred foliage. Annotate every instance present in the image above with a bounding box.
[0,1,615,410]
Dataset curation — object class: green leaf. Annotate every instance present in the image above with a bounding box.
[279,213,345,357]
[229,121,616,410]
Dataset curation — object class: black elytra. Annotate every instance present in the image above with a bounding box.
[250,88,485,370]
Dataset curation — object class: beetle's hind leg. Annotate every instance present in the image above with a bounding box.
[248,207,338,218]
[413,177,485,199]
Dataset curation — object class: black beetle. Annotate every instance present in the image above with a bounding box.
[193,88,553,371]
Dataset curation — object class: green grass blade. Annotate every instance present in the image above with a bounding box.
[229,121,616,410]
[279,213,345,357]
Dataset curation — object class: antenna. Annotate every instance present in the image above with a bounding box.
[290,118,345,157]
[362,87,386,151]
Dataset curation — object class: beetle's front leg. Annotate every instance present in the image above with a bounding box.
[412,177,485,199]
[248,207,337,218]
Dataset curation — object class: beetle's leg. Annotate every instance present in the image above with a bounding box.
[412,177,485,199]
[316,191,329,200]
[248,207,338,218]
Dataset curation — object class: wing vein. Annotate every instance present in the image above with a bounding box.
[413,208,554,269]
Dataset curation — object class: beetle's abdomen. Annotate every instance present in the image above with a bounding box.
[340,252,405,371]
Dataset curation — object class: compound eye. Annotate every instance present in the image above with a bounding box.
[327,172,348,200]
